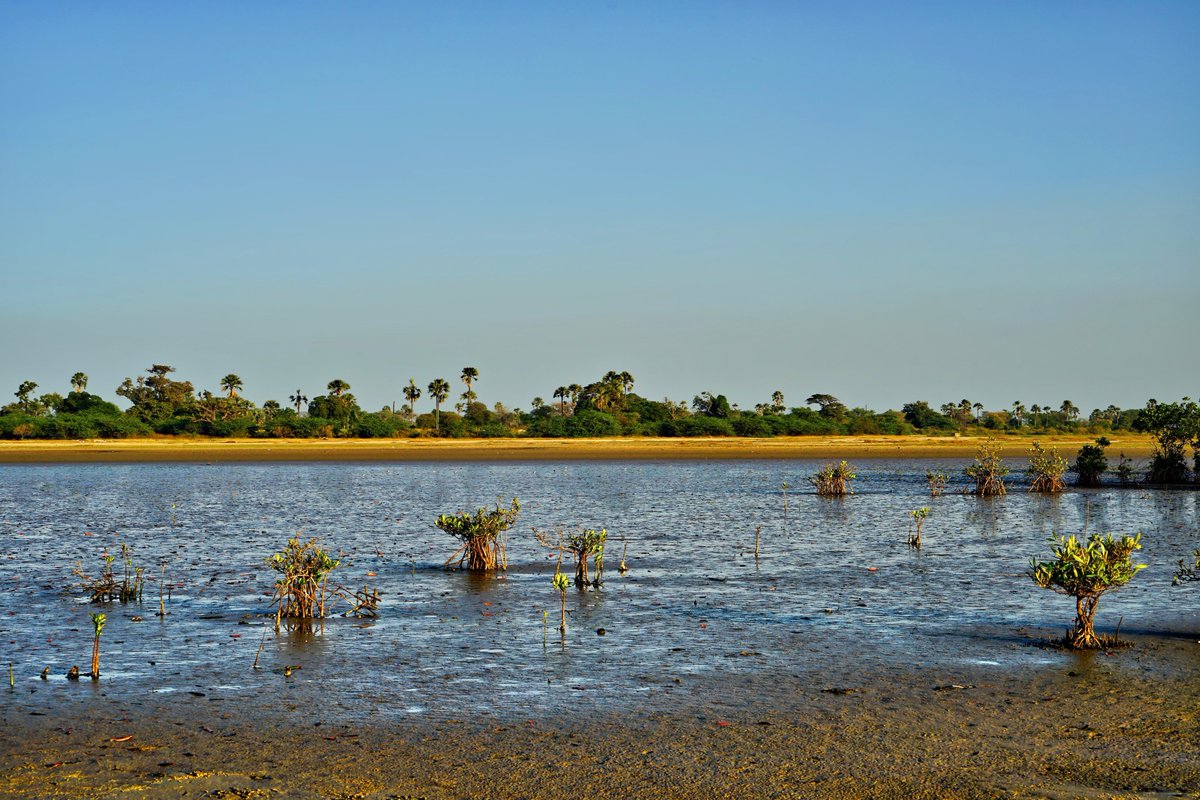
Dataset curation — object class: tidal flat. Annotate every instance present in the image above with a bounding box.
[0,459,1196,798]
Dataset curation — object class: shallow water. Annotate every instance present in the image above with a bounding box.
[1,460,1196,722]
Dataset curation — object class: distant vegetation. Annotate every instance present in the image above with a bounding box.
[1,365,1197,480]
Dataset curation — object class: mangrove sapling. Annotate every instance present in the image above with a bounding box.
[965,440,1008,497]
[810,461,856,496]
[618,542,629,575]
[1115,453,1136,485]
[1027,442,1068,494]
[925,470,948,497]
[755,525,762,560]
[567,528,607,588]
[1071,437,1110,488]
[265,537,346,629]
[74,544,145,604]
[1174,549,1200,585]
[90,612,106,679]
[436,498,521,571]
[908,507,930,549]
[1029,533,1147,649]
[552,572,570,634]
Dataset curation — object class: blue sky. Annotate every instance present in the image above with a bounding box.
[2,1,1197,414]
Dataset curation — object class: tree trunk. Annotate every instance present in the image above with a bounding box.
[1071,595,1101,648]
[91,637,100,679]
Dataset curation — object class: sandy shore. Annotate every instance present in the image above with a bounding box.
[1,640,1197,799]
[0,434,1158,463]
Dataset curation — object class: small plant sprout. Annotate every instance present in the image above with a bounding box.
[925,470,948,497]
[552,572,570,633]
[618,542,629,575]
[781,481,790,516]
[1174,549,1200,586]
[908,507,930,549]
[965,439,1008,497]
[1071,437,1110,488]
[755,525,762,560]
[810,461,856,496]
[157,559,167,617]
[1029,533,1147,649]
[1027,442,1068,493]
[90,612,107,679]
[265,537,348,629]
[436,498,521,571]
[74,544,145,604]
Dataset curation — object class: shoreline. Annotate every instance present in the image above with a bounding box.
[2,643,1196,799]
[0,433,1158,463]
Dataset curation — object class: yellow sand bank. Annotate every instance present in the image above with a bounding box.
[0,434,1157,463]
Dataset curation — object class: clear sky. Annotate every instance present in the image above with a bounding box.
[2,1,1197,415]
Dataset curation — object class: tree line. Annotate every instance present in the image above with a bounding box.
[1,364,1196,480]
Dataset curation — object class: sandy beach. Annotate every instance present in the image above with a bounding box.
[0,434,1158,463]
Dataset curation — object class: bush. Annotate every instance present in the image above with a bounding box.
[731,415,774,437]
[564,410,621,438]
[665,416,735,437]
[436,498,521,571]
[1027,442,1067,493]
[965,439,1008,496]
[1071,437,1109,487]
[1029,533,1146,649]
[810,460,855,496]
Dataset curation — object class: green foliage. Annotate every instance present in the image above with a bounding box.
[902,401,955,430]
[353,412,410,438]
[1071,437,1110,487]
[925,470,948,496]
[1027,441,1067,493]
[810,460,855,496]
[565,528,607,588]
[731,415,774,437]
[661,415,735,437]
[1134,398,1200,483]
[562,410,621,437]
[1029,533,1146,649]
[436,498,521,571]
[552,572,570,592]
[265,537,343,621]
[1173,549,1199,585]
[117,364,195,424]
[965,439,1008,496]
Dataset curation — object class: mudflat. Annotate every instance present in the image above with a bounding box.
[1,638,1197,799]
[0,434,1158,463]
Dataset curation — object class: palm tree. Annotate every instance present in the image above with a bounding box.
[290,389,308,414]
[460,367,479,409]
[553,386,568,416]
[327,379,350,397]
[220,374,243,398]
[403,379,421,420]
[771,390,784,412]
[70,372,88,393]
[428,378,450,432]
[568,384,582,409]
[1060,400,1079,422]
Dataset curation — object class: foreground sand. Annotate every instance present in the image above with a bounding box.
[0,433,1158,463]
[1,639,1197,799]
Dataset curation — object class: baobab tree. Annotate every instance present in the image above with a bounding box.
[428,378,450,432]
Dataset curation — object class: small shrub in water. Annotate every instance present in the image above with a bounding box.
[965,440,1008,497]
[1070,437,1109,488]
[74,544,145,604]
[265,537,343,626]
[1174,549,1200,586]
[1029,533,1146,649]
[810,461,855,496]
[925,470,948,497]
[908,507,930,549]
[1115,453,1136,485]
[1027,442,1067,494]
[436,498,521,571]
[552,571,570,633]
[90,612,106,679]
